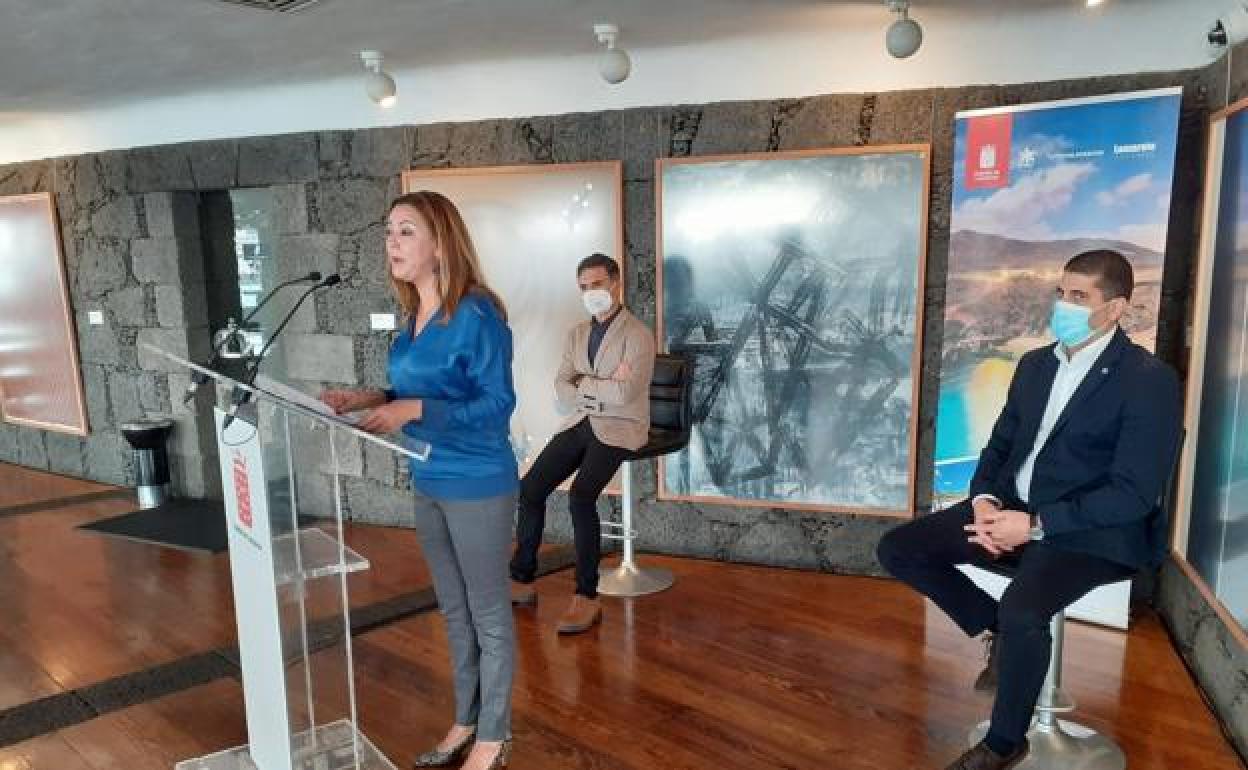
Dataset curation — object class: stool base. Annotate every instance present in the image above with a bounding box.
[597,560,674,598]
[969,718,1126,770]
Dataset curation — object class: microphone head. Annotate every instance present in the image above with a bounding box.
[306,271,322,282]
[322,273,342,287]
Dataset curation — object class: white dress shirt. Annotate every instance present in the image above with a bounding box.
[974,327,1116,512]
[1016,328,1116,503]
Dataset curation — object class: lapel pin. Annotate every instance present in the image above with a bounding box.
[1101,367,1109,374]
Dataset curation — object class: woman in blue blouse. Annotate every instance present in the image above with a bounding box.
[322,191,518,770]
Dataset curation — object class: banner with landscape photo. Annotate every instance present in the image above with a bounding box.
[933,89,1182,506]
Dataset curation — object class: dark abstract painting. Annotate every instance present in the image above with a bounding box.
[657,147,929,514]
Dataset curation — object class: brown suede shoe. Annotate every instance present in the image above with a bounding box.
[510,580,537,607]
[556,595,602,634]
[945,740,1029,770]
[973,632,999,694]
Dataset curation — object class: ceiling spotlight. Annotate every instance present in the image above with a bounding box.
[885,0,923,59]
[359,50,397,108]
[1086,0,1105,6]
[594,23,632,84]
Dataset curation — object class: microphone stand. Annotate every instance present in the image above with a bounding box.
[182,271,323,406]
[223,274,341,429]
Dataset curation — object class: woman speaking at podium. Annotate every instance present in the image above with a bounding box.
[321,191,518,770]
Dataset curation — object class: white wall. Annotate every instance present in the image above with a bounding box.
[0,1,1226,165]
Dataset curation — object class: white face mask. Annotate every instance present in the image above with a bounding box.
[582,288,614,317]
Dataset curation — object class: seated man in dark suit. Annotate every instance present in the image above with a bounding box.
[878,249,1182,770]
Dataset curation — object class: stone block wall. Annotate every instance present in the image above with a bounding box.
[0,157,220,497]
[0,67,1220,569]
[0,50,1245,760]
[1152,46,1248,763]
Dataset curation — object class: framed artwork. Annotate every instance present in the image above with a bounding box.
[1172,96,1248,639]
[0,192,89,435]
[401,163,624,482]
[656,146,930,516]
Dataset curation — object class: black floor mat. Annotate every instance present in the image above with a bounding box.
[77,498,229,553]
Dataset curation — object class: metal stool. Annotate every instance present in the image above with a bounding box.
[598,354,692,598]
[598,461,674,596]
[966,430,1185,768]
[120,418,174,509]
[968,609,1125,769]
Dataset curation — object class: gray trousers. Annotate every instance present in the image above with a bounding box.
[412,489,517,742]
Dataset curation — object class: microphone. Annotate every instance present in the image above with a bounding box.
[224,274,342,429]
[182,271,322,405]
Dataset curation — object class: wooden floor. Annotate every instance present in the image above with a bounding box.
[0,466,437,710]
[0,463,1242,769]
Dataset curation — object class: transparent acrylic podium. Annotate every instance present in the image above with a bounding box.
[142,344,429,770]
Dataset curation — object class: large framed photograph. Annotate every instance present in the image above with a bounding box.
[0,192,89,436]
[401,163,624,481]
[656,146,930,516]
[1172,96,1248,639]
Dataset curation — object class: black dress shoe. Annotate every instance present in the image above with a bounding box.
[945,739,1029,770]
[973,632,999,694]
[412,729,475,768]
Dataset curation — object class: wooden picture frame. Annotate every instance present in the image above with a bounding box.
[655,145,932,517]
[1170,95,1248,644]
[401,163,626,492]
[0,192,89,436]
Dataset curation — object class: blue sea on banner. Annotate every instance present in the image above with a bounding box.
[932,89,1182,506]
[934,395,977,498]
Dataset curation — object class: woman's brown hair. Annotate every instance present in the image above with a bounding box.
[386,191,507,322]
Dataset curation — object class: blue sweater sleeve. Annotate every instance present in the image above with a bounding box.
[420,301,516,432]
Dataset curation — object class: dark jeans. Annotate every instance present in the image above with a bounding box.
[510,419,631,599]
[876,500,1134,747]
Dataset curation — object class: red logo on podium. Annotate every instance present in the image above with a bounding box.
[232,452,253,529]
[965,113,1013,190]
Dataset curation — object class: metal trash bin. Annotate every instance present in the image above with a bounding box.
[120,418,174,509]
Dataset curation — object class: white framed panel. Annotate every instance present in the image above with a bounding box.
[402,163,625,482]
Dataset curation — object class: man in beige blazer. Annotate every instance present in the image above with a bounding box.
[509,253,656,633]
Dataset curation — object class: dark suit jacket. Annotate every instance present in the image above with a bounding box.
[968,327,1181,569]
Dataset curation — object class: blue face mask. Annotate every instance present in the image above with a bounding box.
[1050,299,1102,348]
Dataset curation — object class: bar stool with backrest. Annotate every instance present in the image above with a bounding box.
[597,353,692,597]
[967,432,1184,770]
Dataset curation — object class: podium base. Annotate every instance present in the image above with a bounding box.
[176,719,396,770]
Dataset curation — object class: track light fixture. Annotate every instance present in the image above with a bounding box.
[594,23,632,84]
[885,0,923,59]
[359,50,397,108]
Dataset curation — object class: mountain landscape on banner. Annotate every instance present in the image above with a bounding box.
[942,227,1163,360]
[948,230,1162,271]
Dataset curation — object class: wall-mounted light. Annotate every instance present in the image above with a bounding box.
[212,318,253,359]
[359,50,397,108]
[885,0,923,59]
[1208,4,1248,58]
[594,23,632,84]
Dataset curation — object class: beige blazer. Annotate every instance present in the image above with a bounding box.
[555,307,656,451]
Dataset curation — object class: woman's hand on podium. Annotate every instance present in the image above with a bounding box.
[320,388,386,415]
[357,399,423,434]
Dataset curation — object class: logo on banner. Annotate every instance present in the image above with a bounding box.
[966,114,1013,189]
[232,451,253,530]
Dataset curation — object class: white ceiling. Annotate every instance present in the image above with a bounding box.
[0,0,1229,164]
[0,0,1220,112]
